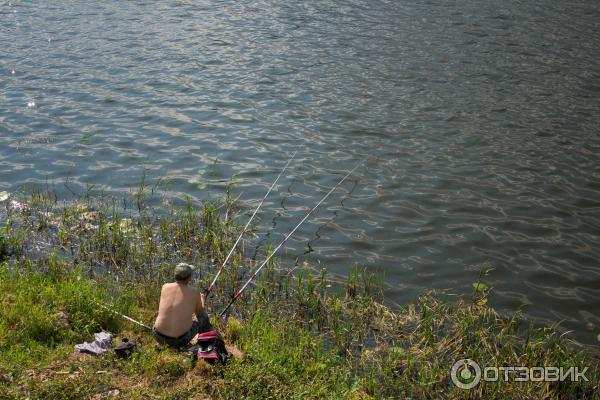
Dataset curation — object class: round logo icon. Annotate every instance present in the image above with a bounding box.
[451,359,482,389]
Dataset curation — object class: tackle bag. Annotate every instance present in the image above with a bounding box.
[194,330,228,364]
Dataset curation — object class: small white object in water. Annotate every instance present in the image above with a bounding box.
[11,69,15,75]
[0,191,9,202]
[9,200,31,214]
[27,100,35,108]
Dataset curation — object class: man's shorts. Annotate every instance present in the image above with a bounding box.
[152,314,211,348]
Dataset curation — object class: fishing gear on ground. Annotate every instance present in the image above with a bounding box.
[187,330,229,364]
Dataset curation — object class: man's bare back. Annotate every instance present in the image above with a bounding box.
[154,282,205,338]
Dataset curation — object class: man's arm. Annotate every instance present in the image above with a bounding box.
[195,291,206,318]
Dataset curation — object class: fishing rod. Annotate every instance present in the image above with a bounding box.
[205,151,297,295]
[219,162,362,317]
[94,300,153,330]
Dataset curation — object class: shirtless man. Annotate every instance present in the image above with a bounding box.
[153,263,210,348]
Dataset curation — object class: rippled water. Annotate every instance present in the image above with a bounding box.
[2,0,600,343]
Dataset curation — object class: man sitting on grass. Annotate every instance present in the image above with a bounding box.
[153,263,210,348]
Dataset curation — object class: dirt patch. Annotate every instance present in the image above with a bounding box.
[225,344,245,361]
[53,311,70,328]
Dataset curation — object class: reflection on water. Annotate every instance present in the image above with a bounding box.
[1,0,600,343]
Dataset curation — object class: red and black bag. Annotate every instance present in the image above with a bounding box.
[195,331,228,364]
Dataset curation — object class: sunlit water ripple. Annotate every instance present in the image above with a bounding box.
[1,0,600,344]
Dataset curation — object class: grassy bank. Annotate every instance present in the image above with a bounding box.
[0,190,598,399]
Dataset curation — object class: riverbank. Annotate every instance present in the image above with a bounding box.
[0,191,597,399]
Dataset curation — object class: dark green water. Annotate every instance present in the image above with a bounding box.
[1,0,600,344]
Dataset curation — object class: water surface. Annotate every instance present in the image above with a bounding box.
[2,0,600,343]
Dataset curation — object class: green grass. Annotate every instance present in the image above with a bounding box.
[0,190,598,399]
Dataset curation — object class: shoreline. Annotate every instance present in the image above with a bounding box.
[0,191,598,398]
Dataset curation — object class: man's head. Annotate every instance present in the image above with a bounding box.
[174,263,193,283]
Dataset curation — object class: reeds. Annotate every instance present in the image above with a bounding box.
[0,188,598,399]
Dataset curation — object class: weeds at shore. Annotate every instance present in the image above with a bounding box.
[0,190,598,399]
